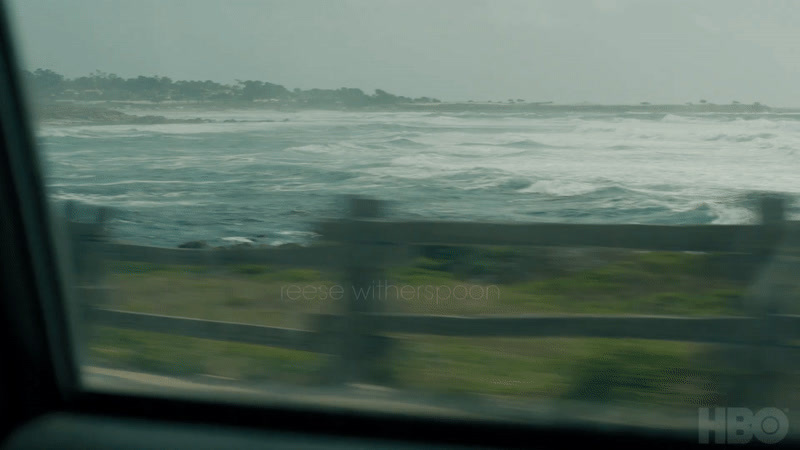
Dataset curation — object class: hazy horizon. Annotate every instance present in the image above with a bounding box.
[8,0,800,106]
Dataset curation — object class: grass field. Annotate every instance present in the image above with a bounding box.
[83,247,766,407]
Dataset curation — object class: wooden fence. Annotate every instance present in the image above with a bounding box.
[61,194,799,404]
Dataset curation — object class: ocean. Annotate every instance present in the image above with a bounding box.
[35,108,800,247]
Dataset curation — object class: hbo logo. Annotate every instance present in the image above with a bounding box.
[699,407,789,444]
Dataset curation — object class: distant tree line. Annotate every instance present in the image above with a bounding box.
[21,69,441,106]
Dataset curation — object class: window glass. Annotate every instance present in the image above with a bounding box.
[8,0,800,440]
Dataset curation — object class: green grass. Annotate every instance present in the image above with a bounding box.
[89,326,328,383]
[389,336,718,406]
[86,249,751,406]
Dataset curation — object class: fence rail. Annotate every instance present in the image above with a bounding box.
[89,308,321,353]
[89,241,415,267]
[63,194,798,402]
[317,221,794,252]
[88,308,800,349]
[79,221,799,268]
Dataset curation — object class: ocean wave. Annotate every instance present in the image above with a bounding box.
[660,114,694,123]
[221,236,254,244]
[705,132,776,142]
[385,138,426,147]
[269,230,320,246]
[38,108,800,246]
[48,180,209,188]
[498,177,533,191]
[516,180,609,197]
[37,127,152,139]
[731,117,781,128]
[575,126,617,133]
[668,202,716,223]
[286,144,332,153]
[39,121,284,138]
[519,197,749,225]
[499,139,557,149]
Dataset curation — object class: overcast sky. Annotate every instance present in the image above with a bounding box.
[7,0,800,105]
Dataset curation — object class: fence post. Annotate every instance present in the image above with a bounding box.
[727,194,788,407]
[334,196,390,384]
[66,204,112,315]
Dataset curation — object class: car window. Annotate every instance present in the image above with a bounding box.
[6,0,800,444]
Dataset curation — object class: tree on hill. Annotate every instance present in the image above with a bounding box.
[24,68,64,98]
[372,89,400,105]
[21,68,437,106]
[236,80,290,101]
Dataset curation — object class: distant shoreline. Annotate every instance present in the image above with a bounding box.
[31,100,796,126]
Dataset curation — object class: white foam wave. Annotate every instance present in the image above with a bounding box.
[517,180,600,196]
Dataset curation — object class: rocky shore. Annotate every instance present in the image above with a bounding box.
[32,103,211,125]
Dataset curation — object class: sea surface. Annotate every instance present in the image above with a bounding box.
[35,108,800,247]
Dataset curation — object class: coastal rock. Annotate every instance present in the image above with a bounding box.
[178,240,209,249]
[36,103,212,125]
